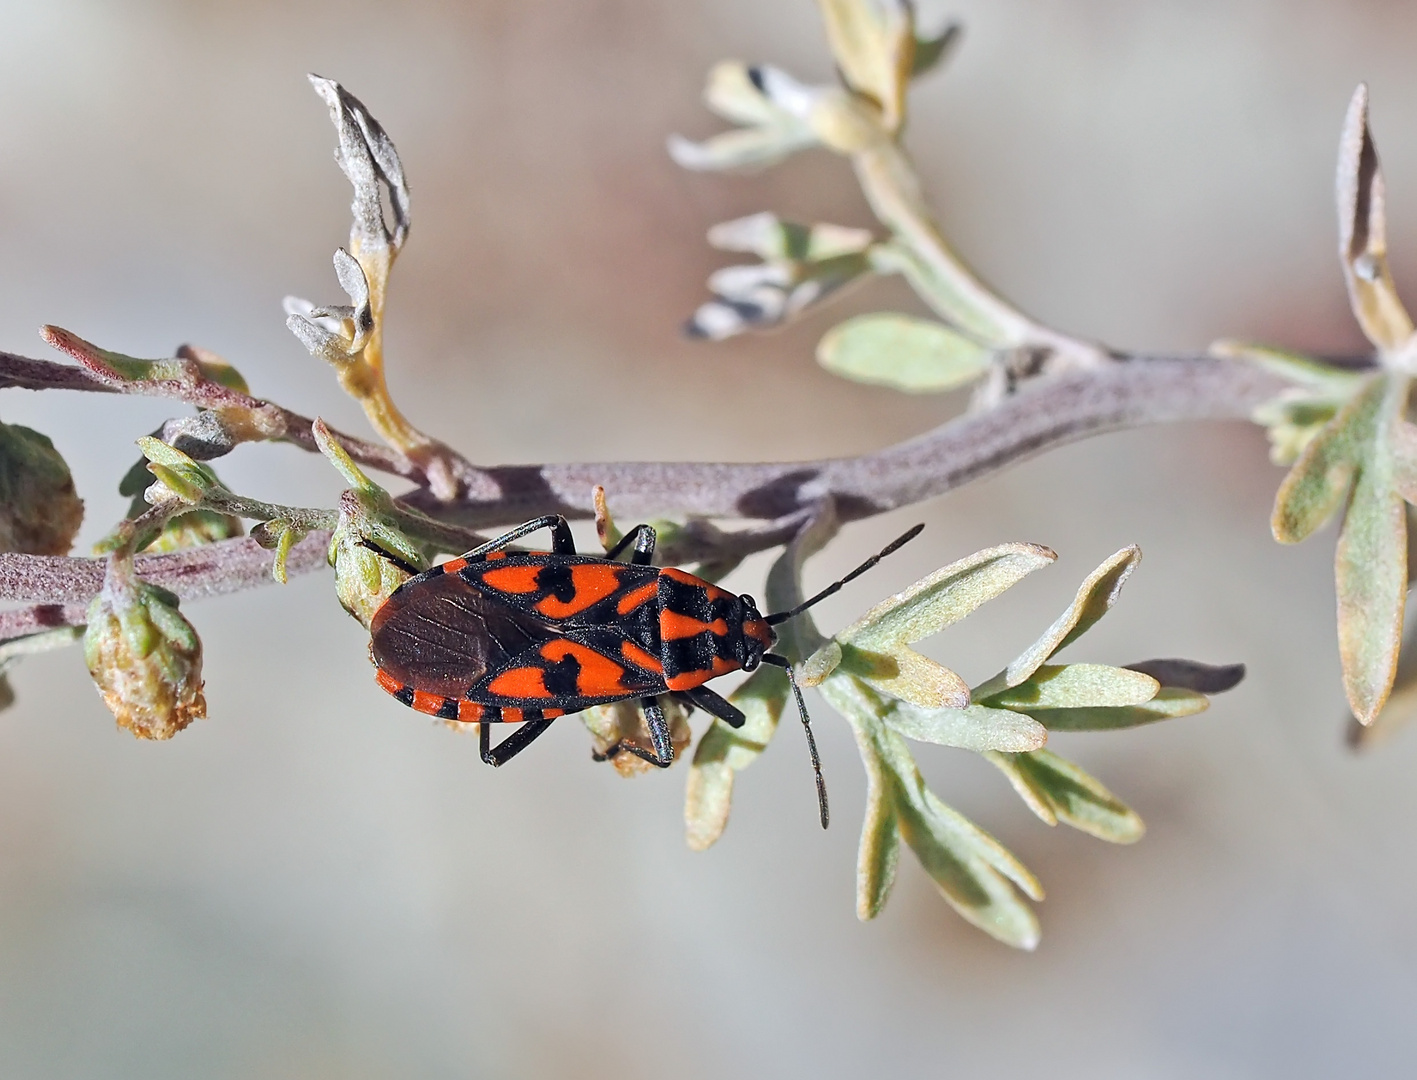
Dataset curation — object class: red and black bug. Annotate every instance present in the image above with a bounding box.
[368,515,922,827]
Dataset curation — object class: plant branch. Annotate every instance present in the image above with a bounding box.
[402,354,1293,526]
[0,531,332,633]
[0,353,1295,623]
[0,348,427,484]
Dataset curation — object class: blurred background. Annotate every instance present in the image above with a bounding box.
[0,0,1414,1076]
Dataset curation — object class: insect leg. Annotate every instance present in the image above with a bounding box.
[592,743,672,769]
[673,686,746,729]
[761,654,829,829]
[603,524,657,565]
[587,697,673,767]
[462,515,577,560]
[479,717,556,766]
[355,539,423,577]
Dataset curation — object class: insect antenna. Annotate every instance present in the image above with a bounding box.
[761,653,829,829]
[764,523,924,626]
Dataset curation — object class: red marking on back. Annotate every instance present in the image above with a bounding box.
[411,690,444,715]
[542,639,628,696]
[661,611,711,641]
[619,640,663,674]
[542,708,565,719]
[488,665,554,699]
[376,669,403,696]
[616,580,659,615]
[441,557,468,574]
[536,564,623,618]
[744,618,773,646]
[660,611,729,640]
[665,669,711,692]
[711,656,737,676]
[482,564,542,594]
[485,551,508,561]
[502,709,525,724]
[458,700,485,723]
[662,566,709,589]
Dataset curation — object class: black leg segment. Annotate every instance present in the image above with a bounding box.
[675,686,746,729]
[479,717,556,766]
[641,697,674,765]
[604,524,657,565]
[463,515,577,560]
[355,539,424,578]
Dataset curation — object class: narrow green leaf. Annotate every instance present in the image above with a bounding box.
[824,674,1039,944]
[1389,418,1417,504]
[137,437,224,505]
[910,22,960,78]
[833,641,968,709]
[1210,340,1366,395]
[885,701,1046,753]
[973,546,1140,698]
[988,749,1144,844]
[839,542,1057,652]
[895,784,1041,949]
[1029,686,1209,732]
[1271,374,1386,543]
[1337,378,1410,724]
[800,640,843,687]
[1349,606,1417,749]
[856,762,900,920]
[982,663,1159,710]
[766,505,840,662]
[817,313,991,393]
[684,665,788,852]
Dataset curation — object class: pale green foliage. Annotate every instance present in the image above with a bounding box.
[817,313,991,392]
[1241,83,1417,731]
[987,750,1144,844]
[776,542,1232,945]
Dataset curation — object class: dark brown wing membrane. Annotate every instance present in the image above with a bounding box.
[370,571,557,698]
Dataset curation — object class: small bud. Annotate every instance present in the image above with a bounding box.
[0,420,84,555]
[84,568,206,740]
[137,436,226,506]
[328,495,419,628]
[142,509,244,554]
[251,519,308,585]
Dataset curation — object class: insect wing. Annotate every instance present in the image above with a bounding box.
[473,627,670,711]
[457,554,660,626]
[371,568,557,699]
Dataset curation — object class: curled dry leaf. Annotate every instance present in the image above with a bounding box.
[816,0,914,132]
[1336,84,1413,354]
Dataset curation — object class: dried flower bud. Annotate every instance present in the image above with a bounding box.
[84,571,205,740]
[0,420,83,555]
[582,698,692,777]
